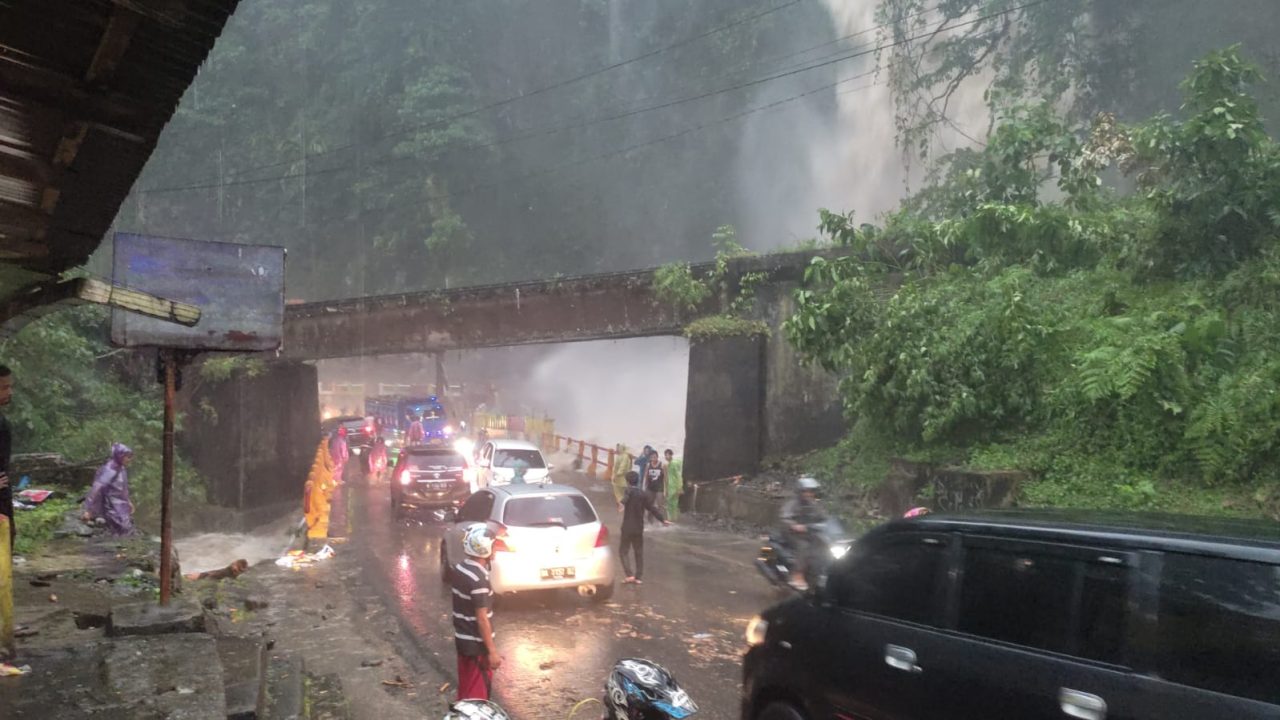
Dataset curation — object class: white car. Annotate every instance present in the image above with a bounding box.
[440,484,615,600]
[474,439,552,486]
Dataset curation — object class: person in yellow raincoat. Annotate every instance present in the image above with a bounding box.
[303,438,337,548]
[612,444,634,504]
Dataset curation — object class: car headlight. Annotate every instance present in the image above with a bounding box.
[830,543,850,560]
[745,616,769,646]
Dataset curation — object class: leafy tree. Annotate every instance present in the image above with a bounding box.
[787,48,1280,513]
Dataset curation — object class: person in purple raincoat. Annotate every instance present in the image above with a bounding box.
[82,443,135,536]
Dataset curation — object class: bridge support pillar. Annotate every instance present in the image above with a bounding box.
[180,361,319,526]
[682,334,764,483]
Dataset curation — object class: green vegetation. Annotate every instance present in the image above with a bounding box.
[684,316,768,340]
[653,263,711,313]
[0,307,206,532]
[786,48,1280,517]
[113,1,835,299]
[653,225,779,338]
[12,496,76,556]
[198,356,266,383]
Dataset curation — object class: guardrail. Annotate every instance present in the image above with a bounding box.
[552,435,616,478]
[471,413,556,450]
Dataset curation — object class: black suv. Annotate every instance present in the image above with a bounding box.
[390,446,472,515]
[742,510,1280,720]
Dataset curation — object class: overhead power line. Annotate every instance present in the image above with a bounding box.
[137,0,803,190]
[138,0,1042,197]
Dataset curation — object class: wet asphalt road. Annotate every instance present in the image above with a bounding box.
[337,461,781,720]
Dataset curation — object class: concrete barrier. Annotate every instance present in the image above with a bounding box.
[688,478,782,527]
[687,459,1026,528]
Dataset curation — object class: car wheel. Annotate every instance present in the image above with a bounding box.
[757,702,806,720]
[592,581,615,603]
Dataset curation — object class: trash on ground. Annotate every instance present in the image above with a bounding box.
[691,633,712,640]
[17,488,56,505]
[274,545,335,569]
[0,664,31,676]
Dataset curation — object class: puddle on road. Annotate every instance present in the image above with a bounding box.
[176,515,300,574]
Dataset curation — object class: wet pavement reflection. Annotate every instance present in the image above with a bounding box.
[344,466,778,720]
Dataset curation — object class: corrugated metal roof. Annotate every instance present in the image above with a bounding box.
[0,0,241,282]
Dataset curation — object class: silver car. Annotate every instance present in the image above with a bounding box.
[440,484,616,601]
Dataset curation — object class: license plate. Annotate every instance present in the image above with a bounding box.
[425,482,450,490]
[539,567,575,580]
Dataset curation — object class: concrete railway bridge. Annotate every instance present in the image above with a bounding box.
[191,250,847,517]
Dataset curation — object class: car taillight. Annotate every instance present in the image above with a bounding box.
[462,468,476,485]
[365,424,374,435]
[399,470,411,486]
[493,524,513,552]
[594,525,609,548]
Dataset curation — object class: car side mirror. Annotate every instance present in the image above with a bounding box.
[547,463,555,471]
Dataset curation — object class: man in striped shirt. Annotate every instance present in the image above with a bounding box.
[452,524,502,700]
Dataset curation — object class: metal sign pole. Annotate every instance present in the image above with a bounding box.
[159,350,176,606]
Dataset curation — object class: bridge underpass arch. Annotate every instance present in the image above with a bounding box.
[316,336,692,459]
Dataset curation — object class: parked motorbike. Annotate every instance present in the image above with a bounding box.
[755,517,851,591]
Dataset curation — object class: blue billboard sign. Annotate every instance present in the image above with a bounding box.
[110,233,286,351]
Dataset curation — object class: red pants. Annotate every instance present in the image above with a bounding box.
[456,653,493,701]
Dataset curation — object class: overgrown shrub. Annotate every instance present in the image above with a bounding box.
[787,48,1280,514]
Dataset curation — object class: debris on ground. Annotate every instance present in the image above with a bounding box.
[184,558,248,581]
[16,488,58,506]
[274,545,335,569]
[381,674,413,688]
[0,663,31,676]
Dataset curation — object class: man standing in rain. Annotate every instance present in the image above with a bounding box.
[452,525,502,700]
[643,452,666,526]
[617,470,670,584]
[82,443,136,536]
[0,366,13,554]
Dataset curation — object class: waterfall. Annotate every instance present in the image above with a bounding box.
[736,0,988,246]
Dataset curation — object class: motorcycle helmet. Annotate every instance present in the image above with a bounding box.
[604,658,698,720]
[463,525,496,558]
[444,700,511,720]
[903,506,931,518]
[796,476,821,493]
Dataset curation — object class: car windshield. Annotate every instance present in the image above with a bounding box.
[408,452,465,470]
[503,494,597,527]
[493,449,545,468]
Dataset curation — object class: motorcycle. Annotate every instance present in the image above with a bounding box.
[755,517,851,591]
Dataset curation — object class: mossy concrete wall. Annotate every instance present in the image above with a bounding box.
[683,334,765,483]
[752,281,847,459]
[181,362,319,513]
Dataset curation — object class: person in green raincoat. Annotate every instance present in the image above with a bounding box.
[663,449,682,521]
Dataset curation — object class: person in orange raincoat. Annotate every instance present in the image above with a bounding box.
[303,437,337,548]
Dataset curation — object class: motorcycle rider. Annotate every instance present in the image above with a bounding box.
[779,476,827,590]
